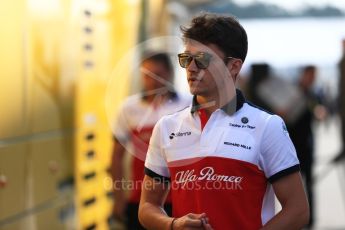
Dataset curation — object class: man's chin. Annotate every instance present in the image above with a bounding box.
[189,88,201,95]
[189,85,204,94]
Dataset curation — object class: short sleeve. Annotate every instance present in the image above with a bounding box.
[113,103,130,142]
[144,118,170,181]
[259,115,300,183]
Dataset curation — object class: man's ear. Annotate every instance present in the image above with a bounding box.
[227,59,243,82]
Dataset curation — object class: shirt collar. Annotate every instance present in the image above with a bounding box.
[191,89,245,115]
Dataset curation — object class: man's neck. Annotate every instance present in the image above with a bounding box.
[196,90,236,116]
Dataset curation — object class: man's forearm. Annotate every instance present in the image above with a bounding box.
[139,201,174,230]
[260,205,309,230]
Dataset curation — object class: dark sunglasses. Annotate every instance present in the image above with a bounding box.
[178,52,212,69]
[178,52,238,69]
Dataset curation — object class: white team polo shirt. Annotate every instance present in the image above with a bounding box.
[144,90,300,230]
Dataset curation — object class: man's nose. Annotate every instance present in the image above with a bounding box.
[187,58,199,72]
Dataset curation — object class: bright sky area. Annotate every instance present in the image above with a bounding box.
[233,0,345,11]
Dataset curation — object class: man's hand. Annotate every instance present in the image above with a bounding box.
[139,175,214,230]
[172,213,213,230]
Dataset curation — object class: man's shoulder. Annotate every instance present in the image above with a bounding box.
[240,102,284,131]
[120,94,143,108]
[159,106,191,125]
[242,102,274,118]
[165,105,191,118]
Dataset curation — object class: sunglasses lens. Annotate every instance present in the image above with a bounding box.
[178,53,211,69]
[195,54,209,69]
[178,54,192,68]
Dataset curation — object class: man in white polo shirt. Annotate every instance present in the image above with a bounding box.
[139,13,309,230]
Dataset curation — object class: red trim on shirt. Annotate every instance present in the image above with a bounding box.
[198,109,209,130]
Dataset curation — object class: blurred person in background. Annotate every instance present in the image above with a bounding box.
[337,39,345,161]
[111,52,190,230]
[247,63,272,109]
[247,63,310,124]
[287,65,328,228]
[247,63,324,229]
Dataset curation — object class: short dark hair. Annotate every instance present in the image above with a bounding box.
[180,13,248,62]
[141,52,173,74]
[303,65,316,72]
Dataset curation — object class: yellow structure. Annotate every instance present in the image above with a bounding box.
[74,1,142,229]
[0,0,140,229]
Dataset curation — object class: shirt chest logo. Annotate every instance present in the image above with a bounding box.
[229,122,255,130]
[224,141,252,150]
[169,131,191,139]
[175,166,243,187]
